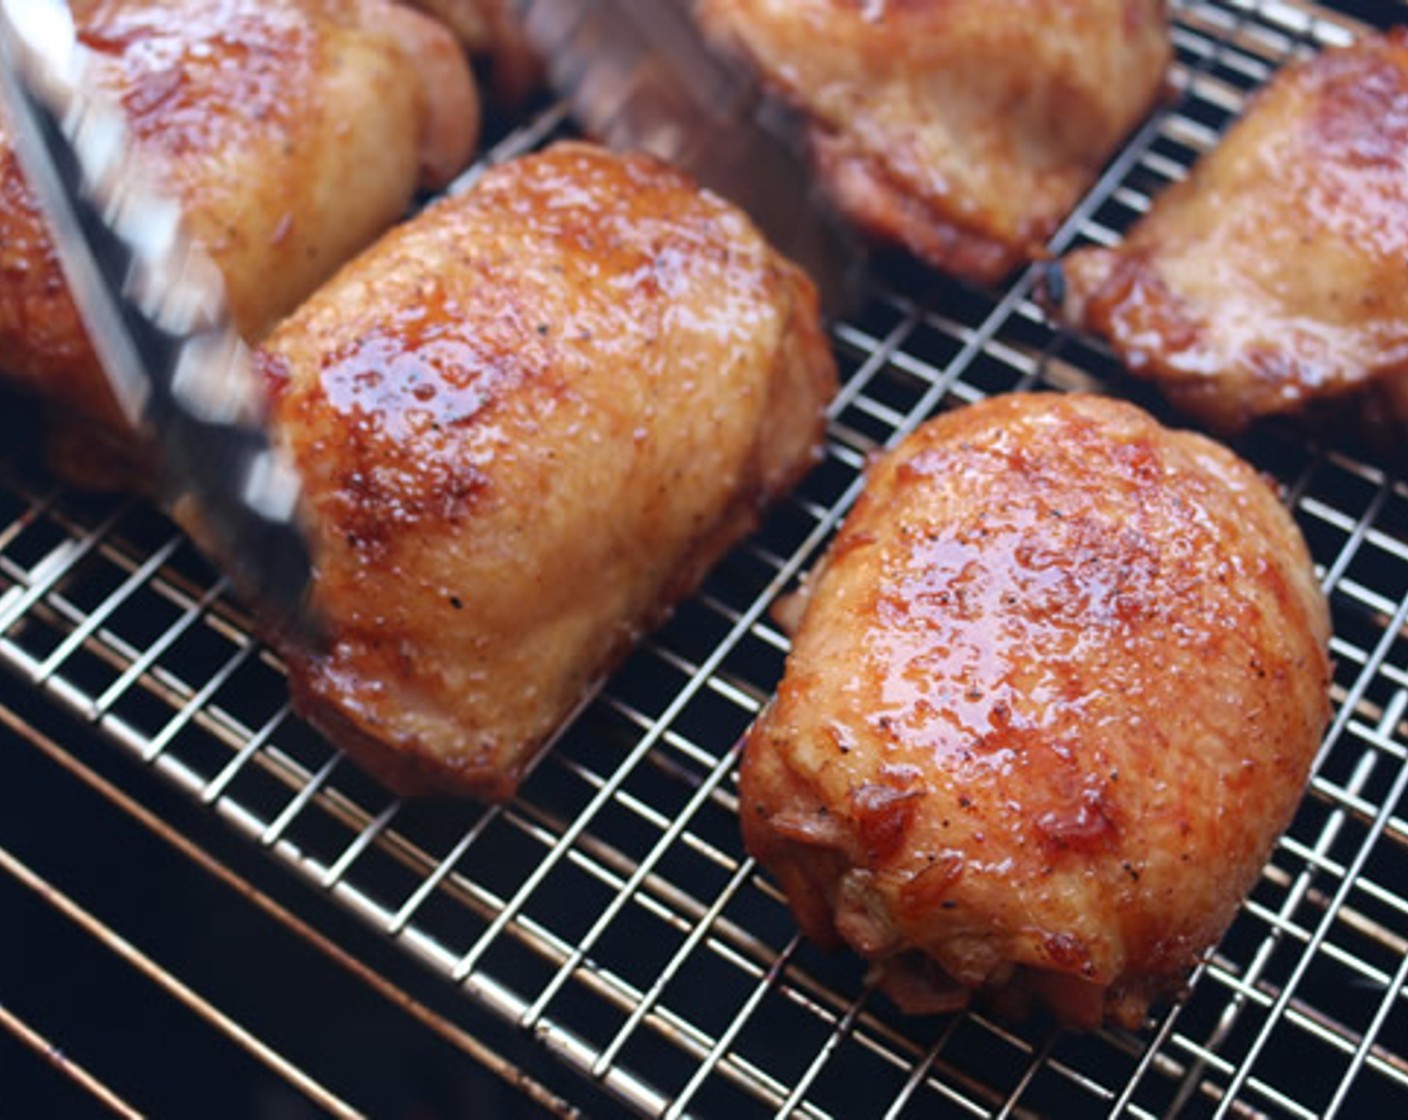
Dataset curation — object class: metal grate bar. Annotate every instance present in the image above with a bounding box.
[1325,946,1408,1118]
[593,855,760,1078]
[141,637,257,763]
[775,987,876,1118]
[664,935,804,1120]
[94,573,231,718]
[31,530,183,684]
[0,499,131,635]
[0,1000,142,1119]
[1214,755,1408,1115]
[0,839,362,1119]
[879,1015,967,1120]
[1163,705,1394,1116]
[519,740,747,1028]
[446,473,862,994]
[0,698,585,1118]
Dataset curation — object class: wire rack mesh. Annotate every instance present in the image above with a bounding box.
[2,0,1407,1116]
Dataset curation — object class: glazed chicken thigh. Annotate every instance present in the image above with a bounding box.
[261,143,836,800]
[741,393,1330,1028]
[695,0,1171,283]
[0,0,478,442]
[1057,31,1408,437]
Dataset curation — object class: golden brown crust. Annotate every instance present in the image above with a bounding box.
[263,142,836,800]
[1059,30,1408,437]
[741,393,1330,1028]
[0,113,121,428]
[696,0,1171,284]
[809,132,1024,284]
[0,0,478,471]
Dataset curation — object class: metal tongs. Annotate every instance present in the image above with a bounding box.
[0,0,318,639]
[512,0,863,316]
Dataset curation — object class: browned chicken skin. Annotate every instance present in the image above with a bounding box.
[1058,31,1408,437]
[0,0,478,443]
[695,0,1171,284]
[741,393,1330,1029]
[261,142,836,800]
[403,0,541,99]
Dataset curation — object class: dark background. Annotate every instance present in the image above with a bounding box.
[0,646,596,1119]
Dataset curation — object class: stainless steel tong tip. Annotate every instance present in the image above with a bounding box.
[0,0,320,641]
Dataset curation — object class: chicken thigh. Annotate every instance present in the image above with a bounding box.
[1056,31,1408,437]
[695,0,1171,284]
[0,0,478,445]
[403,0,540,99]
[260,142,836,800]
[740,393,1330,1028]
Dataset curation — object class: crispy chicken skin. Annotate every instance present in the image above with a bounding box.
[0,0,478,439]
[261,143,836,800]
[695,0,1171,284]
[402,0,540,99]
[741,393,1330,1029]
[1057,31,1408,436]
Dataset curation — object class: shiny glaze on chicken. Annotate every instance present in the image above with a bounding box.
[740,393,1330,1028]
[0,0,478,442]
[1058,31,1408,436]
[695,0,1171,284]
[262,143,836,800]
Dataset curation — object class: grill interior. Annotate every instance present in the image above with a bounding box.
[3,1,1408,1116]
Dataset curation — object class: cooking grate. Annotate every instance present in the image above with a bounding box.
[3,0,1408,1115]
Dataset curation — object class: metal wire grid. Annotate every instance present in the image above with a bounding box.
[1,0,1406,1115]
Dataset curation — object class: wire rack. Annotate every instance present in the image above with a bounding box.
[3,0,1407,1116]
